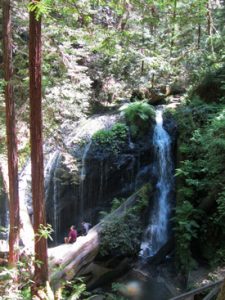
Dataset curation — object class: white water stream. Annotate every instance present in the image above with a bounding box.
[80,140,92,217]
[140,109,174,258]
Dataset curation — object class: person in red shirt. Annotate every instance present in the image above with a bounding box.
[64,225,77,244]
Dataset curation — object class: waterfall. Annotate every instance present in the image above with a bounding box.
[80,140,92,218]
[0,192,9,240]
[140,109,174,258]
[19,161,32,217]
[44,151,65,244]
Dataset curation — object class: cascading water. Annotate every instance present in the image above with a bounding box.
[140,109,174,258]
[0,192,9,240]
[19,161,32,217]
[80,140,92,217]
[45,151,62,244]
[19,110,173,246]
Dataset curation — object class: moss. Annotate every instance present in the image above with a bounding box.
[122,101,155,138]
[99,213,143,257]
[92,122,129,156]
[99,184,152,257]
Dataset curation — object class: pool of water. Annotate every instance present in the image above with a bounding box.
[141,280,172,300]
[121,278,172,300]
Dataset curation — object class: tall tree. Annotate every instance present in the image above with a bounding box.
[2,0,20,267]
[29,0,48,291]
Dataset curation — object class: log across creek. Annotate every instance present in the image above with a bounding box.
[48,227,100,288]
[48,189,141,289]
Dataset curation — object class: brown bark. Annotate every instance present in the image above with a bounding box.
[3,0,20,267]
[29,5,48,289]
[206,0,215,53]
[207,0,213,36]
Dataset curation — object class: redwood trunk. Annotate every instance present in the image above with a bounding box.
[207,0,213,36]
[29,6,48,288]
[3,0,20,266]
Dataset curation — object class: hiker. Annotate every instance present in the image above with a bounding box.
[64,225,77,244]
[81,221,91,235]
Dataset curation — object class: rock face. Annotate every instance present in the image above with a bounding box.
[0,191,8,240]
[18,110,176,246]
[46,129,156,245]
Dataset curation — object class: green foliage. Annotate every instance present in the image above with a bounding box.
[2,0,225,282]
[100,183,150,219]
[92,123,129,155]
[130,184,151,214]
[194,65,225,103]
[99,197,126,218]
[99,213,142,257]
[18,143,30,170]
[173,91,225,270]
[110,197,126,212]
[103,282,127,300]
[214,191,225,227]
[61,277,91,300]
[0,254,33,299]
[211,248,225,267]
[122,102,155,137]
[172,201,202,272]
[36,223,53,241]
[28,0,53,19]
[0,226,8,234]
[0,79,6,92]
[20,287,32,300]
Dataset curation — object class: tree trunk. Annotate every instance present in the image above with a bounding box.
[29,4,48,291]
[3,0,20,267]
[207,0,213,36]
[207,0,214,53]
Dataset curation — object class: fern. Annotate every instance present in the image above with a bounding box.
[122,101,155,137]
[28,0,53,19]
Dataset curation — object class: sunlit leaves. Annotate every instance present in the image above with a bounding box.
[28,0,53,19]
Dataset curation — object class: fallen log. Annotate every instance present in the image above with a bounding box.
[49,229,100,289]
[48,187,148,289]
